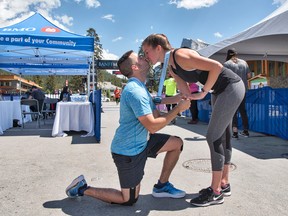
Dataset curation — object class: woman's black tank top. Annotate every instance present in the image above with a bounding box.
[170,48,241,95]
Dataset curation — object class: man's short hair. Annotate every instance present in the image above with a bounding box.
[117,50,134,78]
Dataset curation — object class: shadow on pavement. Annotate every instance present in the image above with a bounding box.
[174,117,288,160]
[232,135,288,160]
[43,193,197,216]
[3,128,53,137]
[2,119,99,144]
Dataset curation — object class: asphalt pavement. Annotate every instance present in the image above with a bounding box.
[0,102,287,216]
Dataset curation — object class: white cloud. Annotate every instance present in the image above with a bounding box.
[0,0,85,33]
[214,32,223,38]
[86,0,101,8]
[150,25,154,30]
[102,14,115,22]
[73,0,100,8]
[135,38,143,44]
[272,0,288,5]
[0,0,61,26]
[112,37,123,42]
[102,49,118,60]
[55,15,73,26]
[168,0,218,10]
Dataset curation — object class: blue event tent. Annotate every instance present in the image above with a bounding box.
[0,13,94,75]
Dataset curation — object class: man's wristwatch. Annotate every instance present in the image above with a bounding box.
[153,96,162,105]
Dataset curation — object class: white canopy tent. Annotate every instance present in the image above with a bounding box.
[198,1,288,64]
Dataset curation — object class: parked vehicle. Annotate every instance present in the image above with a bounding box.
[101,95,110,102]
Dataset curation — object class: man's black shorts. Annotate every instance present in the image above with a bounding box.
[112,133,170,188]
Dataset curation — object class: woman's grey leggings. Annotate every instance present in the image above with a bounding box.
[207,80,245,171]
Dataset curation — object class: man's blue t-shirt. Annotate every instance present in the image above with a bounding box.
[111,77,156,156]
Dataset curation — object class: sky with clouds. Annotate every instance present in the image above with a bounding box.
[0,0,287,59]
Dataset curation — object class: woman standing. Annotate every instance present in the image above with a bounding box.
[60,86,71,102]
[142,33,245,207]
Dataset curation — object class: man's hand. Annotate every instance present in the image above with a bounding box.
[176,99,191,113]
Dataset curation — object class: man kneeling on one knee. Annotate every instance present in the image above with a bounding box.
[65,50,190,205]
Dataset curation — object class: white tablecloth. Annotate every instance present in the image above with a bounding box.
[21,105,32,123]
[0,101,31,135]
[52,102,94,137]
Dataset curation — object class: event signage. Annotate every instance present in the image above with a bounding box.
[0,35,78,49]
[0,13,94,52]
[41,27,61,33]
[1,27,36,32]
[95,60,118,69]
[1,26,60,34]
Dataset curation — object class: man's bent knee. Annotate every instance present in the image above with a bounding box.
[121,187,138,206]
[111,187,138,206]
[174,136,184,152]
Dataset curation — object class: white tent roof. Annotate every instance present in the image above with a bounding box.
[198,2,288,63]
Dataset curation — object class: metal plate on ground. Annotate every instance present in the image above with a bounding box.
[182,159,237,173]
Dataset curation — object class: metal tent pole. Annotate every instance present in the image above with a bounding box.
[19,72,22,95]
[92,56,95,103]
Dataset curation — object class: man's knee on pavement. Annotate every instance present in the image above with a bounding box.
[112,187,138,206]
[121,187,138,206]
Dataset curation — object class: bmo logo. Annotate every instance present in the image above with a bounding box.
[1,27,36,32]
[41,27,60,33]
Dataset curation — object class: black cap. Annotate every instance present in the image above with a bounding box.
[227,48,237,56]
[226,48,237,61]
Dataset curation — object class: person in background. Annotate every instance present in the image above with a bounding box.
[29,86,45,112]
[187,82,199,124]
[65,50,190,206]
[142,33,245,207]
[163,72,178,124]
[258,82,264,88]
[23,90,31,100]
[114,87,121,105]
[224,48,251,138]
[60,86,71,102]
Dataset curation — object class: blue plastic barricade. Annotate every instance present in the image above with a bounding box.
[197,93,212,123]
[183,87,287,140]
[245,87,288,140]
[89,89,102,142]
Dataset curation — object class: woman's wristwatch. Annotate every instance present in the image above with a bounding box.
[201,88,208,93]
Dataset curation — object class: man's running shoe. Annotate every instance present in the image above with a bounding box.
[152,182,186,198]
[232,132,239,139]
[190,187,224,207]
[65,175,87,198]
[221,183,231,196]
[239,130,249,137]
